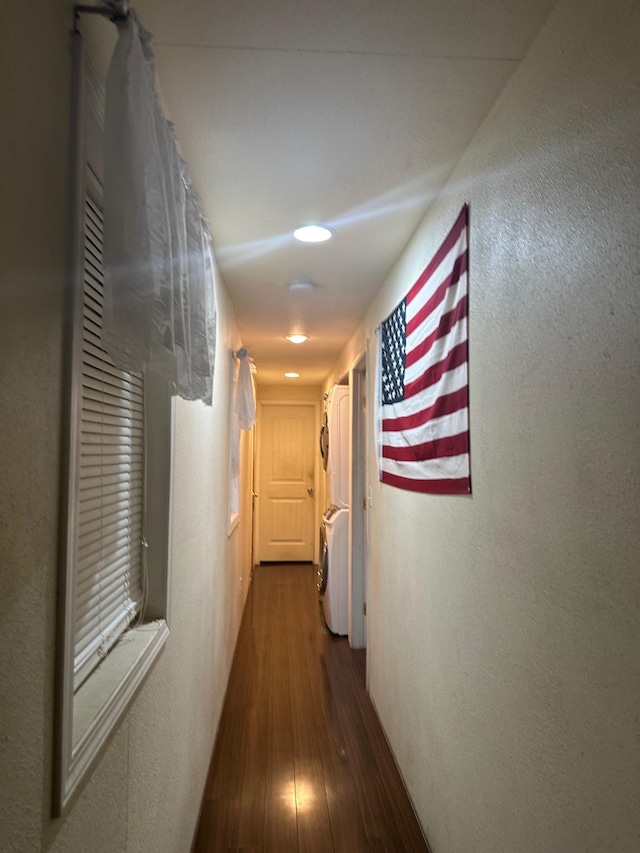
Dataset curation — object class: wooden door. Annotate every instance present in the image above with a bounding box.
[256,403,316,562]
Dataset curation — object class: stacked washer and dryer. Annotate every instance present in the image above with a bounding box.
[318,385,350,635]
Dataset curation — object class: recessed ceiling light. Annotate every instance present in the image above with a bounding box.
[286,334,309,344]
[284,372,300,378]
[293,225,333,243]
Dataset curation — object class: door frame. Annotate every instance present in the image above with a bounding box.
[348,353,369,651]
[253,400,321,565]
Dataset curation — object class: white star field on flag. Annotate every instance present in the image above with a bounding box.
[381,300,406,404]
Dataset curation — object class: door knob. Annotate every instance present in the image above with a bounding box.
[307,487,314,496]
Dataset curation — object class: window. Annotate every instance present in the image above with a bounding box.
[54,37,173,815]
[73,180,146,691]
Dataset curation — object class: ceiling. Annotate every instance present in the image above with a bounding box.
[131,0,556,384]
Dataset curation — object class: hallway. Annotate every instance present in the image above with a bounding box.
[2,0,639,849]
[193,564,429,852]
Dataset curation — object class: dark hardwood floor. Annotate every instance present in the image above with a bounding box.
[193,563,430,853]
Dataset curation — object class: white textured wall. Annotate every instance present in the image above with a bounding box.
[0,2,251,849]
[329,0,640,850]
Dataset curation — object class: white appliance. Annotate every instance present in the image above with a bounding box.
[322,385,350,509]
[318,506,349,635]
[318,384,350,635]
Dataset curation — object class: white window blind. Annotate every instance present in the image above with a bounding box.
[74,176,145,690]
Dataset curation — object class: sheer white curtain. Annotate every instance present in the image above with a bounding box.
[102,11,216,404]
[234,348,256,430]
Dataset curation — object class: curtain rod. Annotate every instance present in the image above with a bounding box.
[74,2,129,30]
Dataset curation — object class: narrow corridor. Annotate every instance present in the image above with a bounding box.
[193,564,429,852]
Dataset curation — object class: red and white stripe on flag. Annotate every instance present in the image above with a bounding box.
[378,204,470,494]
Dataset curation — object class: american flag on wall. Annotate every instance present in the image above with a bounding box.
[377,204,471,494]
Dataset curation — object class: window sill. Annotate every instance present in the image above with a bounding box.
[65,620,169,806]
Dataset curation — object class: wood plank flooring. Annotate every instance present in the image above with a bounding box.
[193,564,430,853]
